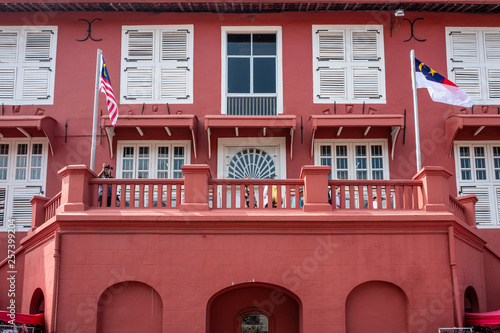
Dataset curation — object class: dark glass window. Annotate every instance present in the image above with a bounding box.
[227,33,277,95]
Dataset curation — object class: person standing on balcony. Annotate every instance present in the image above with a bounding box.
[97,163,113,207]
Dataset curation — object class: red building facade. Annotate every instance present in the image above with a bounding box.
[1,1,500,332]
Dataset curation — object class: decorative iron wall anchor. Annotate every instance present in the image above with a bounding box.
[77,18,102,42]
[403,18,426,42]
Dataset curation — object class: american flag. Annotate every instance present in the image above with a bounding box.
[100,55,118,126]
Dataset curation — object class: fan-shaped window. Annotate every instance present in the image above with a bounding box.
[228,148,276,179]
[241,313,269,333]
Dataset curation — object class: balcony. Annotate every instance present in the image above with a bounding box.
[30,164,479,230]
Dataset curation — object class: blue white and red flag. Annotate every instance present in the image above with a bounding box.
[415,58,473,107]
[100,55,118,126]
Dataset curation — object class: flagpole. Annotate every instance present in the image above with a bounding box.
[410,49,422,172]
[90,49,102,172]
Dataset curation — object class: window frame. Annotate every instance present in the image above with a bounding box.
[445,27,500,105]
[454,141,500,227]
[116,140,191,179]
[217,137,286,179]
[0,26,58,105]
[120,25,194,104]
[313,139,390,180]
[312,24,386,104]
[0,138,48,231]
[221,26,283,114]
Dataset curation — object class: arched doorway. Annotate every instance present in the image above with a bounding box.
[96,281,162,333]
[29,288,45,314]
[346,281,409,333]
[207,282,301,333]
[464,286,479,313]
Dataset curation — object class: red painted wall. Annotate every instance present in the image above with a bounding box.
[0,11,499,196]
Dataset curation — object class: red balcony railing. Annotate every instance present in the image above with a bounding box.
[29,165,476,228]
[87,178,185,208]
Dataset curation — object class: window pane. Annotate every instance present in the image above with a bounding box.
[157,146,169,177]
[241,314,268,333]
[253,34,276,55]
[494,147,500,180]
[227,34,251,55]
[254,58,276,93]
[174,146,184,158]
[228,58,250,93]
[0,144,8,180]
[461,170,471,180]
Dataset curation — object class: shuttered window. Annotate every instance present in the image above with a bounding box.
[446,28,500,105]
[0,27,57,105]
[0,139,47,230]
[121,25,193,104]
[455,142,500,227]
[313,25,386,104]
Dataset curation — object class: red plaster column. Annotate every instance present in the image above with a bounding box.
[457,194,479,228]
[57,165,95,212]
[300,165,331,212]
[179,164,211,211]
[413,166,452,211]
[30,196,50,229]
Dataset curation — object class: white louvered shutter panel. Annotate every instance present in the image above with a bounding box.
[123,30,154,100]
[449,32,482,100]
[488,69,500,99]
[0,32,18,100]
[318,31,344,61]
[126,31,154,61]
[484,33,500,61]
[351,30,382,99]
[319,68,346,98]
[125,68,153,99]
[22,68,50,99]
[454,68,481,99]
[10,186,41,228]
[496,186,500,226]
[462,187,492,225]
[0,187,5,226]
[160,30,189,99]
[22,31,53,100]
[0,32,18,62]
[450,32,479,62]
[0,69,15,99]
[353,67,380,99]
[351,31,379,61]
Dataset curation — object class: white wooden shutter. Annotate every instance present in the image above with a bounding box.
[353,67,380,99]
[22,67,50,99]
[0,69,15,99]
[484,33,500,61]
[24,31,52,61]
[318,31,344,61]
[125,68,153,99]
[0,32,18,100]
[319,68,346,98]
[461,187,492,225]
[10,186,41,228]
[495,186,500,226]
[453,68,481,99]
[160,30,189,99]
[0,187,5,226]
[0,32,18,62]
[351,31,379,61]
[487,69,500,98]
[161,31,188,60]
[126,31,154,61]
[450,32,479,62]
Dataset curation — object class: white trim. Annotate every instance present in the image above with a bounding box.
[312,24,386,104]
[217,137,286,179]
[221,26,283,114]
[116,140,191,179]
[313,139,389,180]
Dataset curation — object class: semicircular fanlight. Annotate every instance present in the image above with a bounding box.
[227,148,276,179]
